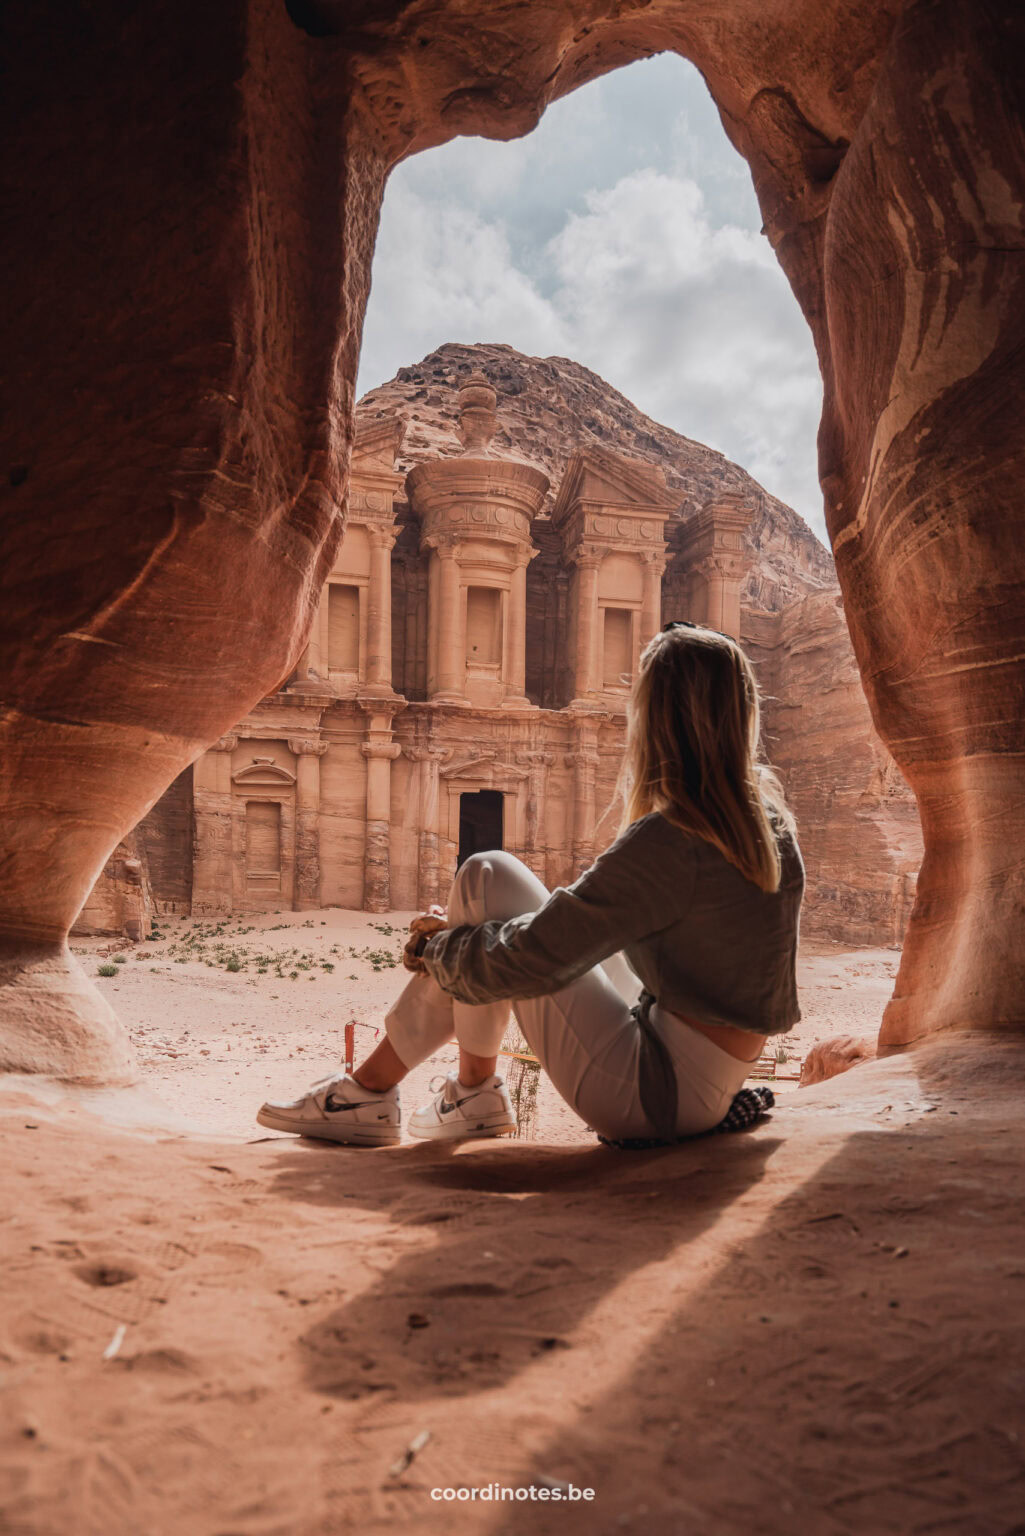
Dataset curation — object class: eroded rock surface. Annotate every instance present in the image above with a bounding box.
[799,1034,878,1087]
[2,0,1022,1077]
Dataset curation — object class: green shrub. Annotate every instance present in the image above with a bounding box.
[225,956,242,973]
[113,953,127,964]
[97,963,118,978]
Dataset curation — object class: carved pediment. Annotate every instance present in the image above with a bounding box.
[552,449,677,526]
[441,754,529,786]
[351,418,404,474]
[232,756,297,787]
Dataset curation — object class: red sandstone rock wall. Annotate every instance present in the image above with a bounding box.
[752,591,922,945]
[71,839,149,942]
[5,0,1019,1082]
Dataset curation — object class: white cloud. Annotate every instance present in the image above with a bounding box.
[357,55,826,540]
[360,180,566,377]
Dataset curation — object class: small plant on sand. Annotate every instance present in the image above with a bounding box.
[113,953,127,964]
[225,955,242,973]
[360,947,398,972]
[97,963,118,978]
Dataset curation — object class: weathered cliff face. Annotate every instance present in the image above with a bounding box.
[755,590,922,946]
[358,343,922,944]
[2,0,1022,1080]
[70,839,149,944]
[73,766,195,943]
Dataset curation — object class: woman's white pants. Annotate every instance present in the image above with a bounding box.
[384,851,754,1141]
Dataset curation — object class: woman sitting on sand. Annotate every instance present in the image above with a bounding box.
[258,622,804,1147]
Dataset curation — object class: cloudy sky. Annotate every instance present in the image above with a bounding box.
[357,54,826,541]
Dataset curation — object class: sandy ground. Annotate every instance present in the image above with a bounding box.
[7,918,1023,1535]
[66,908,899,1140]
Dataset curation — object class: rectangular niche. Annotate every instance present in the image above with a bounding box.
[245,800,282,891]
[328,584,360,672]
[602,607,633,688]
[466,586,503,667]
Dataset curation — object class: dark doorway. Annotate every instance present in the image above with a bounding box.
[458,789,504,866]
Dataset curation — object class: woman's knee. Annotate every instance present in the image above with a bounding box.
[448,851,547,924]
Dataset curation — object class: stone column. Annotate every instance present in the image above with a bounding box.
[360,732,401,912]
[407,744,451,908]
[287,737,327,911]
[640,551,666,648]
[191,734,237,915]
[517,749,555,882]
[502,548,533,706]
[569,723,600,876]
[431,539,466,703]
[694,551,747,640]
[365,525,397,694]
[571,549,604,704]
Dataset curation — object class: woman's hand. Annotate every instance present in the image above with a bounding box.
[403,907,449,972]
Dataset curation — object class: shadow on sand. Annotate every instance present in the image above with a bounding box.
[265,1043,1025,1531]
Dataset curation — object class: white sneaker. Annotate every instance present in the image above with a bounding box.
[407,1072,517,1142]
[256,1072,401,1146]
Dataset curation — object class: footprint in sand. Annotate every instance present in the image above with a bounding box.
[187,1240,266,1281]
[73,1261,138,1288]
[112,1346,200,1375]
[10,1321,74,1356]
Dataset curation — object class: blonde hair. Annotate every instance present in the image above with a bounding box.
[617,625,795,892]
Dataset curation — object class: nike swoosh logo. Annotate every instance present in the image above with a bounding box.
[440,1095,482,1114]
[324,1094,370,1113]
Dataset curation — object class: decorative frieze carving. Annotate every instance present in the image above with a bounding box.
[287,737,328,757]
[360,740,402,761]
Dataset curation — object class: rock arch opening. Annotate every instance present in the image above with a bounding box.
[2,1,1022,1084]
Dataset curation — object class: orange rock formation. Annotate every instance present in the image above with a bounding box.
[2,0,1021,1080]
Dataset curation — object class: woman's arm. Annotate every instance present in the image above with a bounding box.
[421,814,695,1005]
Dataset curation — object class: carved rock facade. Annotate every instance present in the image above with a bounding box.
[124,354,923,942]
[157,373,770,918]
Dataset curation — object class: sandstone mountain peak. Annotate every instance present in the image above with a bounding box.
[357,342,834,613]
